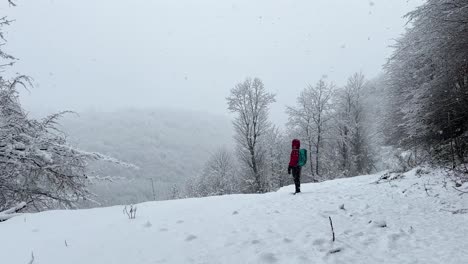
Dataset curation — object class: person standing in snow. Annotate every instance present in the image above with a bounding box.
[288,139,302,194]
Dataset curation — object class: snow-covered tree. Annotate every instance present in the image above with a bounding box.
[287,78,334,177]
[192,148,238,197]
[385,0,468,167]
[227,77,276,193]
[333,73,374,176]
[286,89,316,176]
[263,126,290,190]
[0,82,133,211]
[0,1,132,212]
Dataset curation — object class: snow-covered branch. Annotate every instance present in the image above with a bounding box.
[0,202,26,221]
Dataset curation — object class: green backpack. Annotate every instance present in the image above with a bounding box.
[298,148,307,167]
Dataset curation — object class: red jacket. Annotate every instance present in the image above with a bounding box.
[289,139,300,167]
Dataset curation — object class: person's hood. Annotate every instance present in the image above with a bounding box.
[292,139,300,150]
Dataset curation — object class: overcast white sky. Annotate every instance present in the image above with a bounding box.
[4,0,423,124]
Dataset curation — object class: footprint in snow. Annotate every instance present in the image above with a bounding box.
[259,252,278,263]
[185,235,197,241]
[232,211,239,215]
[386,229,408,248]
[312,238,326,246]
[251,239,261,244]
[283,238,293,243]
[371,220,387,228]
[361,236,377,246]
[353,231,364,237]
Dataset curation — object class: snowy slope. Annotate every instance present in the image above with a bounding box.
[1,168,467,264]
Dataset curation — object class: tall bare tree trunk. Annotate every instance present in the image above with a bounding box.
[309,143,314,176]
[316,131,321,176]
[342,127,348,174]
[307,129,314,176]
[250,147,260,192]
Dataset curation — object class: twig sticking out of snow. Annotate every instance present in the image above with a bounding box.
[374,172,404,184]
[328,248,342,254]
[123,205,137,219]
[452,186,468,195]
[329,216,335,242]
[424,184,431,196]
[28,252,34,264]
[441,208,468,214]
[452,209,468,214]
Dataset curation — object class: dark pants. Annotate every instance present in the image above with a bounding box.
[292,166,301,192]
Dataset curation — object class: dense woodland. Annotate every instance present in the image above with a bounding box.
[1,0,467,215]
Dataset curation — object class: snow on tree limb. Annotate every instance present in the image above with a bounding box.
[78,150,138,170]
[0,56,135,214]
[0,202,26,221]
[0,0,138,213]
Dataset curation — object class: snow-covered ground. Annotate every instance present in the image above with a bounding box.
[1,168,467,264]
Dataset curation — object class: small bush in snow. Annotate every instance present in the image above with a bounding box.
[123,205,137,219]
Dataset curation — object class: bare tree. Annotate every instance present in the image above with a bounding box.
[227,77,275,193]
[334,82,353,175]
[288,79,333,177]
[334,72,374,176]
[286,90,315,176]
[310,79,334,176]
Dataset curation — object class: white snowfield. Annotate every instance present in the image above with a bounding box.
[1,168,467,264]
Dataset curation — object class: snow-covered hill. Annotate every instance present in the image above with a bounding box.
[1,168,467,264]
[59,108,234,205]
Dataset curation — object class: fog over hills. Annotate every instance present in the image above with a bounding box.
[59,108,234,205]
